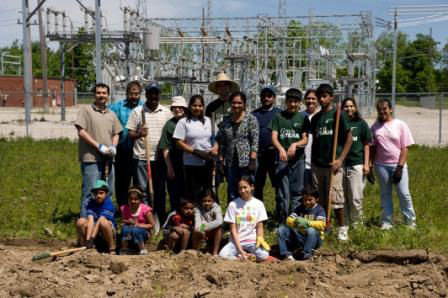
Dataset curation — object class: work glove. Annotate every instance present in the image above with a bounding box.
[286,213,299,228]
[248,158,257,172]
[367,170,375,184]
[199,223,207,233]
[392,165,403,184]
[108,145,117,157]
[98,144,109,155]
[192,149,212,161]
[256,236,271,251]
[296,217,310,229]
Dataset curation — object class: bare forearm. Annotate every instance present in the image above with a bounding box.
[176,139,194,153]
[338,131,353,162]
[163,150,174,169]
[271,131,284,152]
[230,224,244,254]
[256,222,264,239]
[128,130,140,140]
[397,147,408,166]
[363,143,370,168]
[112,134,119,146]
[78,129,99,150]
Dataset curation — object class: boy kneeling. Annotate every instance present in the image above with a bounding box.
[76,180,117,254]
[277,185,326,261]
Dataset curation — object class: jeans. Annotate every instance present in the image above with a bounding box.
[133,159,167,224]
[80,162,115,218]
[343,164,366,224]
[254,148,277,201]
[275,158,305,224]
[219,241,269,261]
[225,162,253,203]
[277,225,322,258]
[114,144,134,207]
[121,225,149,244]
[375,163,416,226]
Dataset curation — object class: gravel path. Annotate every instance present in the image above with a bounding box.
[1,105,447,146]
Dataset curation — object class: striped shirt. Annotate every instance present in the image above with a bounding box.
[108,98,143,150]
[126,104,172,161]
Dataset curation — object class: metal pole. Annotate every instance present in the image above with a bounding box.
[22,0,32,137]
[439,93,443,144]
[38,0,49,113]
[60,42,65,121]
[391,8,398,110]
[95,0,102,83]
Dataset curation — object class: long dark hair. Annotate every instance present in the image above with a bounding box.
[198,188,218,203]
[187,94,205,124]
[342,97,362,121]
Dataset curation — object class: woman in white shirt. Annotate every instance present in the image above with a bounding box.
[174,95,218,202]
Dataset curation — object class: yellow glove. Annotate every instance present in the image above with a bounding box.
[286,213,299,228]
[256,236,271,251]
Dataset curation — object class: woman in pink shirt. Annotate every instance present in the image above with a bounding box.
[370,99,416,230]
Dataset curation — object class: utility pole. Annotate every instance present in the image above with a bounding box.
[38,0,49,113]
[60,43,65,121]
[391,8,398,110]
[22,0,32,137]
[95,0,102,83]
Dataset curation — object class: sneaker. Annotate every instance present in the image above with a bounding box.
[139,249,149,255]
[406,222,417,230]
[285,255,295,261]
[380,222,393,230]
[337,226,349,241]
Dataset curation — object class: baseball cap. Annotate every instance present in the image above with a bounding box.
[91,180,109,192]
[145,82,161,93]
[260,86,276,95]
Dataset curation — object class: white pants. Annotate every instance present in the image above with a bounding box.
[219,241,269,261]
[343,164,366,224]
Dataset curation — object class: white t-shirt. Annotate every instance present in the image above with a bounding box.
[224,197,268,245]
[126,104,172,161]
[173,116,213,166]
[300,109,318,170]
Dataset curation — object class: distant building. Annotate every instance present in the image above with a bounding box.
[0,75,76,107]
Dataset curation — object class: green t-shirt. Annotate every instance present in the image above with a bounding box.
[158,117,183,163]
[268,110,309,160]
[346,118,372,166]
[310,107,351,168]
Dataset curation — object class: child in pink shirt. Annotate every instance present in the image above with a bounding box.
[120,186,154,255]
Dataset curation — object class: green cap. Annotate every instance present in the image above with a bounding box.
[91,180,109,192]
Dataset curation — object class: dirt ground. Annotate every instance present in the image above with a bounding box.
[0,105,447,145]
[0,240,446,298]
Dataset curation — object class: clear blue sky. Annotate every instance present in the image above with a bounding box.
[0,0,447,48]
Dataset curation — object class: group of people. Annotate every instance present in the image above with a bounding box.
[74,72,417,261]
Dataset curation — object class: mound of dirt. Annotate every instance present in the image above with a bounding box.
[0,244,447,298]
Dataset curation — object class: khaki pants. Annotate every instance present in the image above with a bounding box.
[343,164,366,224]
[311,164,344,211]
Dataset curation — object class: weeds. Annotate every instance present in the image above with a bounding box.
[0,139,446,254]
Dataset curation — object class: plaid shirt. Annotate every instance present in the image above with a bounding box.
[108,98,143,150]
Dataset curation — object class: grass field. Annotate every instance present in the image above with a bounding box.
[0,138,447,254]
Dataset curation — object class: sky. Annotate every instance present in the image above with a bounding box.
[0,0,447,49]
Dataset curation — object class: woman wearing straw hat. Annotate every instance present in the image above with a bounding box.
[159,96,189,211]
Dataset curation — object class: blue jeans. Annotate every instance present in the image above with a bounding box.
[219,241,269,261]
[375,164,416,226]
[275,158,305,223]
[277,225,322,258]
[121,225,149,244]
[225,162,253,203]
[80,162,115,218]
[133,159,167,224]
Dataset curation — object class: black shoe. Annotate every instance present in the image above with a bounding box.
[85,239,94,249]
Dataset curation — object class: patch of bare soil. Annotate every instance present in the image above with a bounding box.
[0,243,446,298]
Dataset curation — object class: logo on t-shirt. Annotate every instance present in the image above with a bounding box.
[279,128,300,139]
[317,126,333,137]
[235,207,256,225]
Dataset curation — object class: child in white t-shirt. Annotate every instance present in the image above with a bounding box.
[219,176,271,262]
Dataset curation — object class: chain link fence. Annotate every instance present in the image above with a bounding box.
[0,90,447,145]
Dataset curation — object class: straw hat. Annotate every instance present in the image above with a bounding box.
[170,96,188,110]
[208,72,239,94]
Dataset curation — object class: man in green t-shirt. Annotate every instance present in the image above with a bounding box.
[269,88,309,224]
[309,84,353,241]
